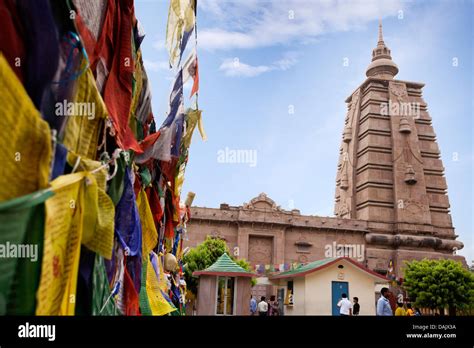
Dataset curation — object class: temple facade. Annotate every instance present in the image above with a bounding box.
[185,22,465,298]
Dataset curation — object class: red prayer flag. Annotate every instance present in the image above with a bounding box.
[190,57,199,98]
[123,267,141,316]
[139,131,161,152]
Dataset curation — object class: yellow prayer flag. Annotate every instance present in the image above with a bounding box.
[62,67,108,160]
[36,167,114,315]
[174,162,186,203]
[36,172,87,315]
[136,189,158,258]
[182,109,206,150]
[67,153,115,259]
[0,54,51,202]
[174,109,206,200]
[157,254,169,293]
[145,258,176,316]
[130,51,144,118]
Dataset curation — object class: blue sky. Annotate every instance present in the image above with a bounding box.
[135,0,473,263]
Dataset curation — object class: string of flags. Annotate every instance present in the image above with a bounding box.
[0,0,204,316]
[253,262,304,274]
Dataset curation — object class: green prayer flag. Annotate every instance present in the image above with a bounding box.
[139,167,152,187]
[92,254,120,316]
[138,256,153,316]
[0,189,53,315]
[107,156,125,206]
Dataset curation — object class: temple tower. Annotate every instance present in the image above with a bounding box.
[334,21,464,275]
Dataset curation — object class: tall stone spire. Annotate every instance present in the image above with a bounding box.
[378,19,384,44]
[335,21,464,274]
[366,20,399,79]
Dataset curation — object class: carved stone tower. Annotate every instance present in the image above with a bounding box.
[334,21,465,274]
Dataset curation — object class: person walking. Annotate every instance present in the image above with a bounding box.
[395,302,407,316]
[257,296,268,316]
[352,297,360,316]
[376,288,393,316]
[337,293,353,316]
[250,296,257,316]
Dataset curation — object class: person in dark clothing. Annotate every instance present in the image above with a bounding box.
[353,297,360,315]
[269,295,279,316]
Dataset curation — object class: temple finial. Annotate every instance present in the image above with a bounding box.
[378,18,384,45]
[366,18,398,78]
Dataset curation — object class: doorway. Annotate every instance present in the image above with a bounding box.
[331,281,349,316]
[215,276,235,315]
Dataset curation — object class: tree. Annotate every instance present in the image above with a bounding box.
[402,259,474,315]
[183,236,255,295]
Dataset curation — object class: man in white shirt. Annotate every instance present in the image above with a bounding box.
[257,296,268,316]
[337,293,353,316]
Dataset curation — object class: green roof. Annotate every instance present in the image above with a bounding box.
[270,257,389,281]
[193,253,255,278]
[272,258,337,278]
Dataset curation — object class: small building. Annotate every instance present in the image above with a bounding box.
[269,257,389,315]
[193,253,255,315]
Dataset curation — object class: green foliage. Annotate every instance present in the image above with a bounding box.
[183,236,255,295]
[403,259,474,313]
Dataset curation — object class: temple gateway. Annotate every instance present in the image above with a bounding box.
[185,23,466,299]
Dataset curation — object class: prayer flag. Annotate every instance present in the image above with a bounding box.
[136,189,158,258]
[0,189,53,315]
[36,172,88,315]
[166,0,195,67]
[92,254,120,315]
[0,53,51,202]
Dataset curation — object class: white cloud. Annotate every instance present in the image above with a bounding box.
[273,51,299,71]
[219,58,271,77]
[219,51,299,77]
[143,59,169,72]
[198,0,405,50]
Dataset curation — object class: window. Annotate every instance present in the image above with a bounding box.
[285,280,294,306]
[295,241,312,253]
[215,276,235,315]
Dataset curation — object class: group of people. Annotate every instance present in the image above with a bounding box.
[251,288,423,316]
[337,287,423,316]
[336,294,360,316]
[377,287,422,316]
[250,296,280,316]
